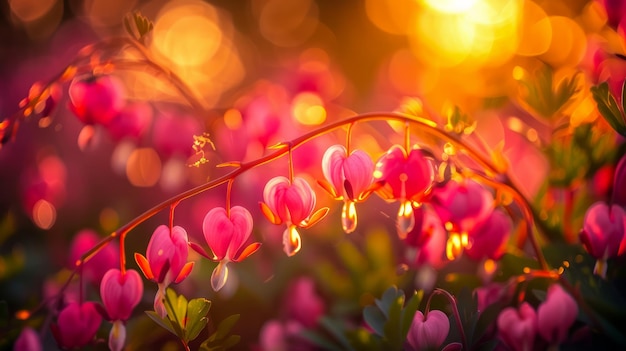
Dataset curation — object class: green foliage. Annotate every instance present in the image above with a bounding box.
[145,288,211,344]
[123,12,154,42]
[591,81,626,137]
[519,65,580,119]
[445,105,476,135]
[200,314,241,351]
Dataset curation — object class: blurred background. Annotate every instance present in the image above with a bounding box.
[0,0,624,349]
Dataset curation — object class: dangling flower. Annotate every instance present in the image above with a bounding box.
[14,327,42,351]
[537,284,577,346]
[201,206,261,291]
[260,176,328,256]
[99,268,143,351]
[579,201,625,278]
[464,209,512,261]
[496,302,537,351]
[106,101,153,141]
[373,145,435,238]
[320,144,374,233]
[68,75,125,126]
[68,229,119,286]
[135,225,194,317]
[404,204,447,270]
[51,302,102,350]
[406,310,450,351]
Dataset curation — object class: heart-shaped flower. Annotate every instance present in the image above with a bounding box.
[261,176,328,256]
[537,284,577,345]
[373,145,435,238]
[496,302,537,351]
[431,178,494,233]
[51,302,102,350]
[406,310,450,351]
[465,209,512,261]
[201,206,261,291]
[579,201,625,277]
[68,75,125,126]
[135,225,193,287]
[320,144,374,233]
[99,268,143,322]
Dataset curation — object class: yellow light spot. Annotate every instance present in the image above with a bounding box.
[526,128,538,143]
[224,109,243,130]
[506,117,524,133]
[443,142,456,156]
[512,66,525,80]
[444,222,454,231]
[32,199,56,229]
[444,273,458,282]
[483,259,497,275]
[158,249,164,256]
[15,310,30,320]
[373,170,383,179]
[422,0,478,14]
[446,232,466,260]
[563,261,570,268]
[523,267,530,273]
[292,92,326,125]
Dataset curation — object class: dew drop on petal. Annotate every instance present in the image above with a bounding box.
[283,225,302,257]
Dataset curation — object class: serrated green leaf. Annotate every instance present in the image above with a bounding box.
[401,291,423,338]
[209,314,239,342]
[145,311,177,336]
[185,298,211,341]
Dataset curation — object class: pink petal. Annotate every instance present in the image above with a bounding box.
[322,144,347,195]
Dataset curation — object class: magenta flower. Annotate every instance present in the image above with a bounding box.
[68,75,125,125]
[373,145,435,238]
[68,229,119,286]
[14,327,42,351]
[260,176,328,256]
[579,201,625,277]
[106,101,153,141]
[465,209,512,261]
[431,179,494,233]
[202,206,261,291]
[284,277,325,328]
[496,302,537,351]
[51,302,102,349]
[406,310,450,351]
[320,144,374,233]
[100,268,143,351]
[537,284,578,345]
[135,225,194,316]
[100,268,143,322]
[405,205,447,269]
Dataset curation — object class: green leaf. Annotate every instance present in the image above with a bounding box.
[163,288,186,338]
[320,317,353,350]
[591,82,626,137]
[145,311,177,336]
[185,298,211,342]
[401,291,423,338]
[382,294,404,350]
[212,314,240,341]
[301,329,347,351]
[123,12,154,41]
[202,314,241,351]
[363,305,386,336]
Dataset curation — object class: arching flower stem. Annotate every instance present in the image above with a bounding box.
[226,178,234,218]
[425,288,467,350]
[346,122,355,154]
[404,121,411,152]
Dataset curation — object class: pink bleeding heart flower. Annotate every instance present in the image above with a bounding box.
[135,225,194,316]
[51,302,102,350]
[320,144,374,233]
[406,310,450,351]
[68,229,119,286]
[373,145,435,239]
[431,178,494,233]
[405,204,447,269]
[465,209,512,261]
[99,268,143,322]
[202,206,261,291]
[496,302,537,351]
[14,327,42,351]
[260,176,328,256]
[579,201,625,278]
[100,268,143,351]
[68,75,125,126]
[283,277,325,328]
[106,101,153,141]
[537,284,578,345]
[599,0,626,30]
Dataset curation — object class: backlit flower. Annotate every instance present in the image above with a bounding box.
[320,144,374,233]
[202,206,261,291]
[537,284,577,345]
[497,302,537,351]
[406,310,450,351]
[260,176,328,256]
[51,302,102,350]
[373,145,435,238]
[465,209,512,261]
[135,225,194,316]
[14,327,41,351]
[100,268,143,351]
[68,75,125,125]
[579,201,625,278]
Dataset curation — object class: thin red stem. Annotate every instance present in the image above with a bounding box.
[346,122,354,154]
[288,142,294,183]
[425,288,468,349]
[226,178,234,218]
